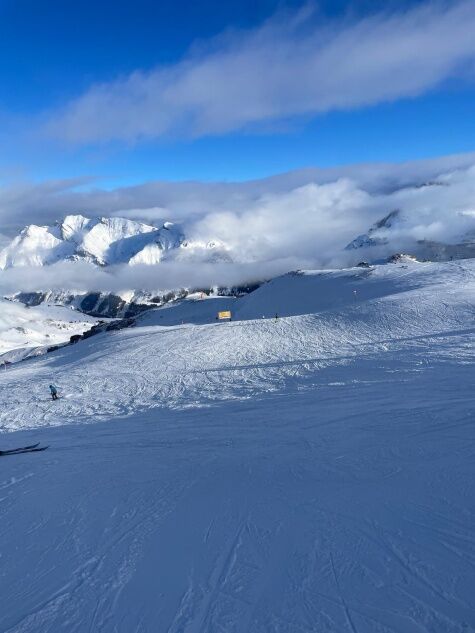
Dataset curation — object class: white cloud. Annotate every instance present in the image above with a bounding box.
[189,179,372,264]
[0,259,308,296]
[45,1,475,144]
[1,152,474,235]
[1,153,475,294]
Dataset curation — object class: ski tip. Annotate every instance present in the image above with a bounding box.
[0,445,49,456]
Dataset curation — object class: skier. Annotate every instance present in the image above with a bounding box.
[49,384,58,401]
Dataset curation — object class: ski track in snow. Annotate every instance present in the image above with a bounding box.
[0,260,474,632]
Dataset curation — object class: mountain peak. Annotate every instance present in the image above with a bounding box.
[345,208,475,262]
[0,214,193,270]
[60,214,95,240]
[373,209,400,230]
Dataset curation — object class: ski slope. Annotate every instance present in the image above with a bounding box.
[0,260,474,632]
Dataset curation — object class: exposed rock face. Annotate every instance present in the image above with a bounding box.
[346,209,475,263]
[345,210,401,251]
[12,284,262,319]
[387,253,419,264]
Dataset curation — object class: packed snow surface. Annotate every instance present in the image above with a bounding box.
[0,260,474,632]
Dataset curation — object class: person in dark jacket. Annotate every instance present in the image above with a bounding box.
[49,384,58,400]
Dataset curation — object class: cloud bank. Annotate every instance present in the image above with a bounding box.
[1,153,475,295]
[0,259,310,297]
[1,152,474,235]
[45,1,475,144]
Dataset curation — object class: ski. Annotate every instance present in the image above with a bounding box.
[0,442,40,454]
[22,446,49,453]
[0,445,48,456]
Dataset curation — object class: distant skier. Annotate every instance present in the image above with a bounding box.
[49,384,58,401]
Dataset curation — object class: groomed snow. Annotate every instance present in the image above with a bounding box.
[0,260,474,632]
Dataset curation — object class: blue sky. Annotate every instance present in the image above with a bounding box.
[1,0,475,186]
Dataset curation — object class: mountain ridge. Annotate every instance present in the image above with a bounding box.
[0,215,187,269]
[345,209,475,262]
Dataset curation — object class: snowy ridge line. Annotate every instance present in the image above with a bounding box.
[0,215,185,269]
[0,343,69,367]
[0,299,101,364]
[10,284,262,320]
[0,312,135,368]
[0,213,235,271]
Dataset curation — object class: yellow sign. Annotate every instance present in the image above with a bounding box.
[218,311,232,320]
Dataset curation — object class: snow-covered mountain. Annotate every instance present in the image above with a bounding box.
[0,297,100,364]
[0,215,184,268]
[4,208,475,276]
[346,208,475,262]
[345,209,400,251]
[0,214,242,318]
[0,214,231,269]
[3,210,475,323]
